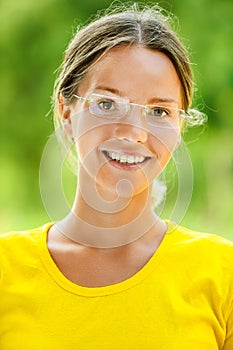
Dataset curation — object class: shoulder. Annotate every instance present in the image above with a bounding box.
[166,223,233,328]
[0,223,53,286]
[0,223,53,255]
[0,222,53,241]
[167,220,233,247]
[166,221,233,267]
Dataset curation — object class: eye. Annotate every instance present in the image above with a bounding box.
[148,106,169,119]
[89,94,125,118]
[97,98,116,112]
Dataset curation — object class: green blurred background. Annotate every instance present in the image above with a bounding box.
[0,0,232,239]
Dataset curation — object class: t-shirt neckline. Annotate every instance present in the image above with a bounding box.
[38,221,175,297]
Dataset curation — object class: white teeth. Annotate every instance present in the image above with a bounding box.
[127,156,134,164]
[110,153,116,160]
[120,156,127,163]
[107,152,146,164]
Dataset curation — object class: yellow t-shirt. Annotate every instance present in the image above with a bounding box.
[0,222,232,350]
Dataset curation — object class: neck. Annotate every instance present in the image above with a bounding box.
[54,165,167,248]
[55,181,166,248]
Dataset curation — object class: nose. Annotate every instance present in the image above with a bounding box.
[113,106,148,143]
[113,123,148,143]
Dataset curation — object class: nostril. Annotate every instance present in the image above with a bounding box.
[113,125,148,144]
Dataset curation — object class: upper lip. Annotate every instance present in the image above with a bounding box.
[99,140,155,159]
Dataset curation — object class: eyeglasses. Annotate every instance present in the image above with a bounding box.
[73,93,192,128]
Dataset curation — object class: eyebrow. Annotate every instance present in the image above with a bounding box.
[95,86,179,105]
[95,86,123,96]
[149,97,179,105]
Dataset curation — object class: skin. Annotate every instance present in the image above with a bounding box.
[47,45,183,287]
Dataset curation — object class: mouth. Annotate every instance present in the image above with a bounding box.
[102,150,151,170]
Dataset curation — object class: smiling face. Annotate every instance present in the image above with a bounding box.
[64,45,183,198]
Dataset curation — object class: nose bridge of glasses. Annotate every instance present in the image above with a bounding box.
[125,101,147,122]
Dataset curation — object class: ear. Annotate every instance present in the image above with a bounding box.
[59,93,73,137]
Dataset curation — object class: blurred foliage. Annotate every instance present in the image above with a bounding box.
[0,0,232,239]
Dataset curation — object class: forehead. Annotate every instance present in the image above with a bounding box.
[78,45,182,105]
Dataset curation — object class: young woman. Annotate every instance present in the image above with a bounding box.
[0,4,232,349]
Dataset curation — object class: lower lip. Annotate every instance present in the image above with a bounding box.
[102,152,150,171]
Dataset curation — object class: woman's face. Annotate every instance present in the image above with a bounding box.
[65,45,182,198]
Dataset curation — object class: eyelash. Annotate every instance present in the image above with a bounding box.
[98,99,116,110]
[147,107,169,118]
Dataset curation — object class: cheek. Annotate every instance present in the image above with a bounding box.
[76,131,99,161]
[148,128,180,164]
[75,123,112,161]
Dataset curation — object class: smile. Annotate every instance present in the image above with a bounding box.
[103,151,151,165]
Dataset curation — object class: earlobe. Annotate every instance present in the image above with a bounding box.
[62,118,73,138]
